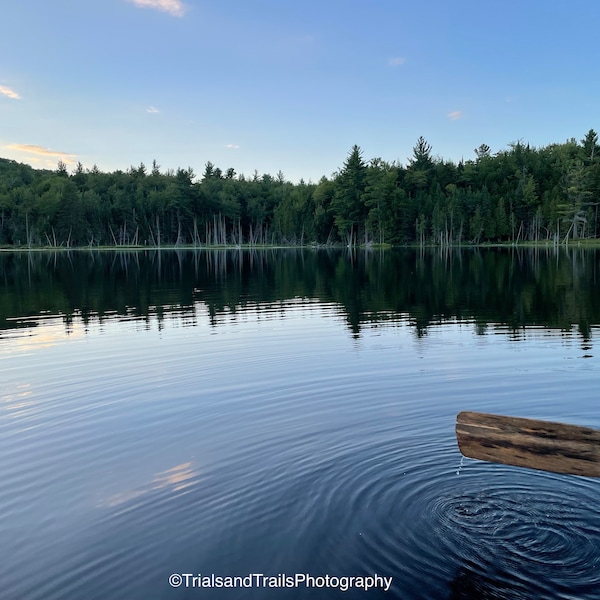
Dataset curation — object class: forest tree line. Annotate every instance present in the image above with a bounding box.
[1,130,599,247]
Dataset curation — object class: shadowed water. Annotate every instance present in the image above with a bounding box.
[0,248,599,599]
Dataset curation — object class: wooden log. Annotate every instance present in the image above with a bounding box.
[456,411,600,477]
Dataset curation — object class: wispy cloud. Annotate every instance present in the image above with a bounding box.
[146,106,160,113]
[448,111,464,121]
[388,57,406,67]
[127,0,186,17]
[7,144,76,163]
[225,144,240,149]
[0,85,21,100]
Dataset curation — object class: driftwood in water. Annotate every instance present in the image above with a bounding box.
[456,411,600,477]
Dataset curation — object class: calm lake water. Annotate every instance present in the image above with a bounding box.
[1,248,600,599]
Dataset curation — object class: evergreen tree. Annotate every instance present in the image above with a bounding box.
[406,137,433,192]
[581,129,599,165]
[331,145,368,242]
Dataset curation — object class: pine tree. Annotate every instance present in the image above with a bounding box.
[331,145,368,243]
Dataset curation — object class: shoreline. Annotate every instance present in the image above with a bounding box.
[3,240,600,252]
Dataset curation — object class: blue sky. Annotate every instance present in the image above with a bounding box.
[1,0,598,182]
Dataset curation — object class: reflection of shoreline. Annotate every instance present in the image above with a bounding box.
[0,248,598,342]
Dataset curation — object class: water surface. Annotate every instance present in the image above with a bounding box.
[1,248,599,599]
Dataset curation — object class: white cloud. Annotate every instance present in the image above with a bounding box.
[0,85,21,100]
[127,0,186,17]
[448,111,464,121]
[6,143,76,164]
[225,144,240,149]
[388,57,406,67]
[146,106,160,113]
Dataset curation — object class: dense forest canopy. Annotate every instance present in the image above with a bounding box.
[1,131,599,247]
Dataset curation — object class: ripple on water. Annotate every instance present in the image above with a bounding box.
[309,445,600,600]
[200,417,600,599]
